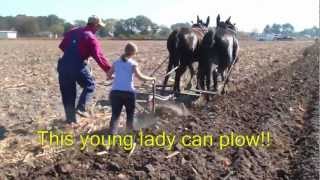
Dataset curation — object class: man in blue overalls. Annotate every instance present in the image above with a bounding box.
[58,15,111,125]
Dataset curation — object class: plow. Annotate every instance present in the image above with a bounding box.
[74,50,239,134]
[94,54,238,131]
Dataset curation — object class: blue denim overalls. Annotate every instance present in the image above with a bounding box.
[57,31,95,123]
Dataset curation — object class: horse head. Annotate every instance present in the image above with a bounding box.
[193,16,210,30]
[216,14,237,34]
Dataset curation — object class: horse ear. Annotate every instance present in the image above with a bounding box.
[216,14,220,26]
[226,16,231,24]
[206,16,210,27]
[197,15,200,24]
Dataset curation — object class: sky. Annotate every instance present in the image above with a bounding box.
[1,0,319,32]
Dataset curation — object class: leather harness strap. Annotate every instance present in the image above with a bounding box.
[191,27,208,41]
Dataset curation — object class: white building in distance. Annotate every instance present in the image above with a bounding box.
[0,31,17,39]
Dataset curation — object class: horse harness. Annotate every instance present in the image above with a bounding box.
[191,27,208,41]
[216,25,237,36]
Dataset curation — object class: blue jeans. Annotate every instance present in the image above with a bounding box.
[109,90,135,134]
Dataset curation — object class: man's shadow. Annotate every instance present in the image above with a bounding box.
[0,126,7,140]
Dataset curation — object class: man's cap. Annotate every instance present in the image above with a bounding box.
[87,15,105,27]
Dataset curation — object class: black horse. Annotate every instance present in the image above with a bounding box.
[162,16,210,94]
[198,14,239,91]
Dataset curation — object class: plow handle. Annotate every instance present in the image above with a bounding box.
[152,80,156,113]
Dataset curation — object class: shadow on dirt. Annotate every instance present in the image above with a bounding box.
[0,126,7,140]
[95,99,111,107]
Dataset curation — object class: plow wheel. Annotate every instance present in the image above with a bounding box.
[180,62,198,91]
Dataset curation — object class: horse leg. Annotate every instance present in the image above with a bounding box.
[187,63,195,90]
[205,64,212,91]
[161,52,180,95]
[174,64,187,94]
[196,69,201,89]
[198,69,205,90]
[220,70,225,82]
[197,54,206,90]
[212,68,218,91]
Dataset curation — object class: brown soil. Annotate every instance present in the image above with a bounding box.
[0,40,318,179]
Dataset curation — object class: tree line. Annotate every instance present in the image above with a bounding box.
[262,23,319,37]
[0,14,318,38]
[0,14,192,39]
[0,15,67,36]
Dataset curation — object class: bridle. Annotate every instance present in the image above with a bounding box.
[216,24,237,35]
[192,24,209,35]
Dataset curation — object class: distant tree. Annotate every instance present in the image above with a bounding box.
[0,17,9,30]
[270,23,281,34]
[74,20,86,27]
[6,16,16,29]
[157,25,171,37]
[15,15,40,35]
[135,15,153,34]
[299,26,320,37]
[98,26,109,37]
[281,23,294,35]
[47,14,64,27]
[49,24,64,35]
[114,20,127,37]
[63,22,73,33]
[0,16,15,30]
[170,22,191,30]
[24,18,40,35]
[104,19,117,36]
[97,19,118,37]
[150,23,159,35]
[36,16,49,31]
[124,18,137,35]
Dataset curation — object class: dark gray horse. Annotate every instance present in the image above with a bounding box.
[162,16,210,94]
[198,14,239,91]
